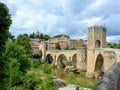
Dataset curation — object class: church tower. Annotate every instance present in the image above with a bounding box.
[86,26,106,77]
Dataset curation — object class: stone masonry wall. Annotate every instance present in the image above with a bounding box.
[94,62,120,90]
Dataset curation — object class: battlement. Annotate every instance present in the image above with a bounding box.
[88,26,106,30]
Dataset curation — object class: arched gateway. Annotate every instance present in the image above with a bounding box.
[94,54,104,73]
[57,54,68,68]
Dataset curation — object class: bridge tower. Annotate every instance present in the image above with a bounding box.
[86,25,106,77]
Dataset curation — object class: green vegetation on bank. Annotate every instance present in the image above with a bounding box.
[108,41,120,49]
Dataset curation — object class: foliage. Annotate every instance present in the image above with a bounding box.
[55,43,61,50]
[43,34,51,40]
[23,73,42,90]
[5,59,23,88]
[37,76,58,90]
[32,62,40,68]
[108,41,120,49]
[16,34,32,56]
[3,41,31,73]
[0,41,31,89]
[29,32,51,40]
[0,2,12,55]
[53,34,69,38]
[76,87,79,90]
[30,32,35,38]
[42,63,52,74]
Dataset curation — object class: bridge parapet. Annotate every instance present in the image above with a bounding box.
[94,62,120,90]
[95,48,120,52]
[46,50,80,53]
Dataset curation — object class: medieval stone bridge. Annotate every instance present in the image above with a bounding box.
[45,49,87,69]
[39,26,120,78]
[40,44,120,74]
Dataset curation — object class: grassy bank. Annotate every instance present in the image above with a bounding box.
[31,62,98,89]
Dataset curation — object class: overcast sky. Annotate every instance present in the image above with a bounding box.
[0,0,120,43]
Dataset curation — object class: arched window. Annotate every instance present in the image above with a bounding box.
[95,40,101,48]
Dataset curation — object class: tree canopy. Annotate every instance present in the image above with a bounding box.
[29,32,51,40]
[17,34,32,56]
[53,34,69,38]
[0,2,12,55]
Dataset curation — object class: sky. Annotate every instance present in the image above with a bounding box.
[0,0,120,43]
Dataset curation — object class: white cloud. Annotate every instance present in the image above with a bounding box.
[80,17,101,26]
[0,0,120,43]
[107,35,120,43]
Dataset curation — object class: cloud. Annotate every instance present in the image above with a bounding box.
[0,0,120,43]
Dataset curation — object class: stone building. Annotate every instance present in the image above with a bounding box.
[30,38,41,49]
[48,36,86,50]
[48,35,71,50]
[69,38,87,49]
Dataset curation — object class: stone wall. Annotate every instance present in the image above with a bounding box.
[94,62,120,90]
[48,36,86,50]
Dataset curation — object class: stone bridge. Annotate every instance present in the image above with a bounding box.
[46,49,87,69]
[86,48,120,77]
[39,25,120,78]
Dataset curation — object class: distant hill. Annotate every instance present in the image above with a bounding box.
[53,34,69,38]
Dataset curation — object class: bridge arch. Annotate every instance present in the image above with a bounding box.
[94,54,104,73]
[71,54,77,67]
[57,54,68,68]
[95,40,101,48]
[45,54,53,64]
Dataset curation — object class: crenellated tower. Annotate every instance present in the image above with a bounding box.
[86,25,107,77]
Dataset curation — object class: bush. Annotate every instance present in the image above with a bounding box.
[32,62,39,68]
[76,87,79,90]
[42,63,52,74]
[23,73,42,90]
[37,76,58,90]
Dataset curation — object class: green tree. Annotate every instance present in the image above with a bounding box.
[43,34,50,40]
[53,34,69,38]
[0,2,12,55]
[40,33,43,39]
[3,41,31,73]
[16,34,32,56]
[30,32,35,38]
[2,41,31,89]
[55,43,61,50]
[0,2,12,89]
